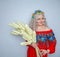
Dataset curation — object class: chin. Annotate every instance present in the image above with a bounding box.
[36,23,44,26]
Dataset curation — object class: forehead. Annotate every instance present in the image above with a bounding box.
[34,14,44,19]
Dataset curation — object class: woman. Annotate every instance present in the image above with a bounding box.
[27,10,56,57]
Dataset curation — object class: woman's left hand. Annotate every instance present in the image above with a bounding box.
[40,49,50,56]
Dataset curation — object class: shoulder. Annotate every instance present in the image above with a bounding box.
[45,27,55,35]
[45,27,54,33]
[44,27,52,31]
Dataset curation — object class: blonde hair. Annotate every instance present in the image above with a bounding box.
[29,10,48,31]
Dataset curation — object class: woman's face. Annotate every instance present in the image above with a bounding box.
[35,14,46,26]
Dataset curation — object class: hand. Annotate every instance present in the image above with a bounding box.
[31,43,37,48]
[40,49,50,56]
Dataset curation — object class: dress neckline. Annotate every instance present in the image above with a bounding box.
[36,29,53,34]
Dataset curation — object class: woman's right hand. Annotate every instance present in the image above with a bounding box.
[31,43,37,48]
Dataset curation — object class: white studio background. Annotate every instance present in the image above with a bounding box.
[0,0,60,57]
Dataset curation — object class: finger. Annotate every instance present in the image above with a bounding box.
[42,52,47,56]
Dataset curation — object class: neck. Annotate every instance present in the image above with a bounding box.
[36,25,47,30]
[37,25,46,28]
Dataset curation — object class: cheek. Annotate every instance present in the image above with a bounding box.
[36,20,40,23]
[36,21,41,24]
[36,20,41,25]
[36,20,45,23]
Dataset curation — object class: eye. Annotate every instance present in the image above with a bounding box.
[42,18,46,20]
[37,18,41,20]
